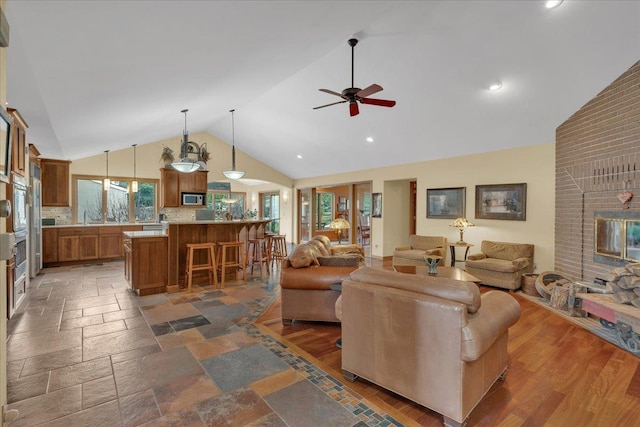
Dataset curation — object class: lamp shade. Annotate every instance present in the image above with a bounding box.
[450,217,474,229]
[171,160,200,173]
[329,218,350,230]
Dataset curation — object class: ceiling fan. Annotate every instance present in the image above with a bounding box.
[313,38,396,117]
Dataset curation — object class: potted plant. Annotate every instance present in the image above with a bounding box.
[160,145,174,167]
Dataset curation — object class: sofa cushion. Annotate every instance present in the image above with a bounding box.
[288,243,320,268]
[408,235,445,251]
[349,267,481,313]
[312,235,332,252]
[307,239,330,256]
[465,257,528,274]
[317,255,360,267]
[480,240,534,261]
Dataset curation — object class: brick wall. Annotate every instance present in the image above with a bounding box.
[555,60,640,281]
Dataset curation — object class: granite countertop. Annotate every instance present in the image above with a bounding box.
[123,230,168,238]
[43,223,160,229]
[165,219,270,225]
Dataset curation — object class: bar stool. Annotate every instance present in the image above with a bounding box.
[217,241,246,287]
[184,243,218,292]
[246,237,270,277]
[270,234,288,269]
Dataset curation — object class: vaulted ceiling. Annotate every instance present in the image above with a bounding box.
[6,1,640,180]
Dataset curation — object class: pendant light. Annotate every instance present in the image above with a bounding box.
[131,144,138,193]
[171,109,201,173]
[103,150,110,191]
[222,109,245,180]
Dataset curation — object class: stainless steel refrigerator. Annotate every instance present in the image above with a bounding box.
[29,163,42,278]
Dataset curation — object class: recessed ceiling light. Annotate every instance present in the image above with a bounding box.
[544,0,563,9]
[366,137,374,143]
[488,81,503,91]
[296,154,302,159]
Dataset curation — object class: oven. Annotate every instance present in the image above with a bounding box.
[12,174,28,312]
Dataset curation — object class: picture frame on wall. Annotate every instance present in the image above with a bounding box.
[372,193,382,218]
[426,187,465,219]
[475,183,527,221]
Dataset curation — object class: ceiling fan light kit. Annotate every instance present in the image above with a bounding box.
[314,38,396,117]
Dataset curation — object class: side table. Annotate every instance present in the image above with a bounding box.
[447,242,473,267]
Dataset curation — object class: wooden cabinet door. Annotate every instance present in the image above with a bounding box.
[42,228,58,263]
[41,159,71,206]
[8,108,27,176]
[124,238,133,287]
[179,170,207,194]
[99,234,122,258]
[78,235,99,260]
[161,168,180,207]
[58,235,79,262]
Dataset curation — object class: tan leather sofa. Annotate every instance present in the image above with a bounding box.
[336,267,521,427]
[465,240,534,290]
[392,235,447,266]
[280,235,364,325]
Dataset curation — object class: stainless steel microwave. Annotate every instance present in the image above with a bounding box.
[182,193,204,206]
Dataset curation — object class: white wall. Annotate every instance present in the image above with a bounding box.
[294,143,555,272]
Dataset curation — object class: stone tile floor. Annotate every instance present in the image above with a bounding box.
[6,261,401,426]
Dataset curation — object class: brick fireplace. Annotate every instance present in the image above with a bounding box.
[555,60,640,282]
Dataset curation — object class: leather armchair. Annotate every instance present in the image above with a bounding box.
[338,267,521,427]
[465,240,534,290]
[392,235,447,266]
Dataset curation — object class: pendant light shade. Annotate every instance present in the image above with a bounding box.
[131,144,138,193]
[222,109,245,180]
[103,150,110,191]
[171,109,202,173]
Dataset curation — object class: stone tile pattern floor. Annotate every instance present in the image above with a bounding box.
[6,262,402,426]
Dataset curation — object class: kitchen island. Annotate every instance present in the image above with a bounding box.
[165,219,272,290]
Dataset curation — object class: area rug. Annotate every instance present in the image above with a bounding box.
[517,290,640,357]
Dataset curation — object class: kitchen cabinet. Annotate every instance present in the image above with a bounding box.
[58,230,99,262]
[41,158,71,207]
[8,108,27,176]
[99,226,123,258]
[43,228,58,263]
[160,168,207,208]
[124,233,167,295]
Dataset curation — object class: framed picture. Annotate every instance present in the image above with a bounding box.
[372,193,382,218]
[475,183,527,221]
[427,187,465,219]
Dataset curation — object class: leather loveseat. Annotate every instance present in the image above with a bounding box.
[280,235,364,325]
[392,235,447,266]
[465,240,534,290]
[336,267,521,427]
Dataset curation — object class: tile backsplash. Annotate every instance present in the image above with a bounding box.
[42,207,73,225]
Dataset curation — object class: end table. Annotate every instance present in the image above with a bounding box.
[447,242,473,267]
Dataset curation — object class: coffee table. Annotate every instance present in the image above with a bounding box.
[393,265,480,284]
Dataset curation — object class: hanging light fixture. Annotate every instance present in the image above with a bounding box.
[171,109,201,173]
[103,150,110,191]
[131,144,138,193]
[222,109,245,180]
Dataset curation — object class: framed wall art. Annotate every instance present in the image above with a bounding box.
[372,193,382,218]
[426,187,465,219]
[475,183,527,221]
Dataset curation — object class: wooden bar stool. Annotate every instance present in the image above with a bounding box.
[246,237,270,277]
[270,234,288,268]
[184,243,218,292]
[217,241,246,287]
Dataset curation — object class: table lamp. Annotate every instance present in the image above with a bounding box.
[450,217,474,244]
[329,218,350,244]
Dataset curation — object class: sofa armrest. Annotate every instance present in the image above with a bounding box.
[426,247,444,257]
[467,253,486,261]
[460,291,521,361]
[394,246,412,252]
[512,257,530,270]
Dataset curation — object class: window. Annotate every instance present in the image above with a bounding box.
[261,192,280,234]
[315,192,333,230]
[206,191,246,219]
[73,175,158,224]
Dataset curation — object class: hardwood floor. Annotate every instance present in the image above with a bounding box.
[257,257,640,426]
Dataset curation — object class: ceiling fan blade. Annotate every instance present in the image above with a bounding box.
[356,84,383,98]
[360,97,396,107]
[313,100,347,110]
[349,102,359,117]
[319,88,345,98]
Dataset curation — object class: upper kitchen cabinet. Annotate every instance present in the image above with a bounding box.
[8,108,28,176]
[41,158,71,207]
[160,168,208,208]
